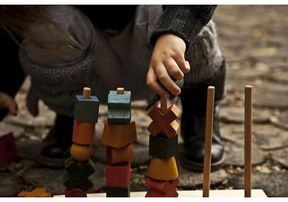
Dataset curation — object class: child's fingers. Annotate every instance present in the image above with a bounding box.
[146,67,169,99]
[164,58,184,81]
[153,63,181,96]
[0,92,18,116]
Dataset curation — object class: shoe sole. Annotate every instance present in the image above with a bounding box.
[180,153,226,172]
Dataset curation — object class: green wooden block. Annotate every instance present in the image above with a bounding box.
[63,156,95,191]
[149,134,178,160]
[108,90,131,110]
[107,109,131,124]
[74,95,99,123]
[106,184,130,197]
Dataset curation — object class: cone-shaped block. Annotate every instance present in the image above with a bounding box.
[147,157,178,181]
[101,121,137,148]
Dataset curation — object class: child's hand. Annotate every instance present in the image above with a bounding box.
[0,92,18,116]
[146,34,190,99]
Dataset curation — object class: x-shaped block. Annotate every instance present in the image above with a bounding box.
[147,103,180,138]
[63,157,95,191]
[145,177,179,197]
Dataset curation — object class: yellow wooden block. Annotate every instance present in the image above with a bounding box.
[101,120,137,148]
[70,143,93,162]
[147,157,178,181]
[18,188,51,197]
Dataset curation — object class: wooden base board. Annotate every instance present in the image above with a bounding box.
[54,189,267,197]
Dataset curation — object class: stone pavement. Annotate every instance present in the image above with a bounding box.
[1,5,288,197]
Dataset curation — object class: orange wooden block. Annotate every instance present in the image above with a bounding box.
[18,188,51,197]
[72,120,95,145]
[147,103,180,138]
[101,121,137,148]
[70,143,93,162]
[106,144,133,164]
[145,177,179,197]
[147,157,178,181]
[106,162,131,188]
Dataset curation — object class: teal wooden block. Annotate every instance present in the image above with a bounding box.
[108,90,131,110]
[149,134,178,160]
[63,156,95,191]
[74,95,99,123]
[107,109,131,124]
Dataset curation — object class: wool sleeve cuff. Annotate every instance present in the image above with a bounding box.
[150,5,217,51]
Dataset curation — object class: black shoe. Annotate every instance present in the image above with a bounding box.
[179,59,226,171]
[38,114,74,166]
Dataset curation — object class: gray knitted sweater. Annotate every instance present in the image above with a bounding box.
[18,5,217,117]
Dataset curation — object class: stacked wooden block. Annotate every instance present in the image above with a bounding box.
[0,132,19,163]
[63,87,99,197]
[101,87,137,197]
[145,99,180,197]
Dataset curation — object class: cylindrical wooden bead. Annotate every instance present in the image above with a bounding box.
[72,120,95,145]
[106,144,133,164]
[70,143,93,162]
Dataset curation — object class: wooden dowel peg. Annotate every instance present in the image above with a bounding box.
[83,87,91,99]
[160,97,167,114]
[117,87,125,94]
[245,85,253,197]
[202,86,215,198]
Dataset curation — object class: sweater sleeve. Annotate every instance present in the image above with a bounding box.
[150,5,217,51]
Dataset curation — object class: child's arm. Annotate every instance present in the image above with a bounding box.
[0,92,18,116]
[147,5,217,98]
[146,34,190,99]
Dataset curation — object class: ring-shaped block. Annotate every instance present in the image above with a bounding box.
[147,157,178,181]
[101,121,137,148]
[149,134,178,160]
[72,120,95,145]
[74,95,99,123]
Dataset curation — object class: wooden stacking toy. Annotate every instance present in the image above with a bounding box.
[101,87,137,197]
[63,87,99,197]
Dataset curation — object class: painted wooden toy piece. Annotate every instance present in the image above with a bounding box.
[145,178,179,197]
[18,188,51,197]
[106,144,133,164]
[149,134,178,160]
[0,132,19,163]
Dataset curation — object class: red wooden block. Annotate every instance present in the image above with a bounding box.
[106,162,131,188]
[106,144,133,164]
[18,188,51,197]
[65,188,87,197]
[145,177,179,197]
[0,132,19,163]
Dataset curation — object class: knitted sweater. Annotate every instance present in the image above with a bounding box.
[0,5,217,117]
